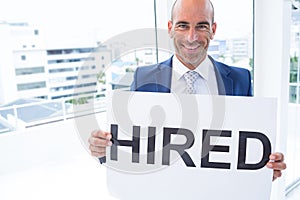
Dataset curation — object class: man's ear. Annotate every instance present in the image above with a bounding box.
[210,22,217,40]
[168,20,173,37]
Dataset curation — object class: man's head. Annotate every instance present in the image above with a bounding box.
[168,0,217,69]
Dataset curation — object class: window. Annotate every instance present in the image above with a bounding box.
[49,77,65,83]
[290,8,300,104]
[298,87,300,104]
[47,57,95,64]
[48,68,74,73]
[290,85,297,103]
[17,81,46,91]
[47,48,94,55]
[15,66,45,76]
[47,50,63,55]
[50,82,97,91]
[21,55,26,60]
[35,95,48,99]
[286,0,300,192]
[82,74,96,79]
[66,76,78,81]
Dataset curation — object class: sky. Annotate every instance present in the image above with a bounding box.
[0,0,253,45]
[0,0,157,44]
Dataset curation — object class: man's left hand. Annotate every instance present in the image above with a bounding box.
[266,152,287,181]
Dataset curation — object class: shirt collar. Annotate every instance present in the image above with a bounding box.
[172,55,211,81]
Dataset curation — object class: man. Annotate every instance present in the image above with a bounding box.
[89,0,286,181]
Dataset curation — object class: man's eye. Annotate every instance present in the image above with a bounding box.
[177,24,188,29]
[196,24,210,31]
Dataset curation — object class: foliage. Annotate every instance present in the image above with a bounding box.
[290,56,299,83]
[97,71,106,84]
[66,96,91,105]
[125,68,135,72]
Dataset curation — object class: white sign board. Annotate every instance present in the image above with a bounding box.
[105,91,277,200]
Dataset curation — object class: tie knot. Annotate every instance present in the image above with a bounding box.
[183,71,199,84]
[183,71,200,94]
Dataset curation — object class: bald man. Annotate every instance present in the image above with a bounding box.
[89,0,286,181]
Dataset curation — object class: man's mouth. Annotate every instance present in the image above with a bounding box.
[183,45,200,52]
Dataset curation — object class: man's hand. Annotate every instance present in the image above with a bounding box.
[266,152,287,181]
[88,130,112,158]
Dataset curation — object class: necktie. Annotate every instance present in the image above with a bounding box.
[183,71,200,94]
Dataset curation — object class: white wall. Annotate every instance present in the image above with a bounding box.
[254,0,291,199]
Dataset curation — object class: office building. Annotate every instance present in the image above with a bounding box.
[0,22,112,105]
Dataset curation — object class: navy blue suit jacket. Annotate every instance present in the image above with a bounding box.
[130,56,252,96]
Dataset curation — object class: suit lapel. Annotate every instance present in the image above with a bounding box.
[208,56,233,95]
[153,56,234,95]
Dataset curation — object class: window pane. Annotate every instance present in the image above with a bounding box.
[290,8,300,104]
[211,0,253,72]
[17,81,46,91]
[15,66,45,76]
[299,87,300,104]
[290,56,298,83]
[290,85,297,103]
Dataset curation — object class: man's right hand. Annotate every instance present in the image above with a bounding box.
[88,130,112,158]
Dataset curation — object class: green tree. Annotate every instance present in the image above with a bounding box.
[97,71,106,84]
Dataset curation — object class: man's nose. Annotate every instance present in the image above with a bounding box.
[187,28,198,43]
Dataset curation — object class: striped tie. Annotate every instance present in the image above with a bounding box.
[183,71,200,94]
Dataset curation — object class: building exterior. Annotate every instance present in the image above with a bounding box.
[11,22,48,101]
[46,46,111,100]
[0,21,43,104]
[208,39,226,59]
[229,38,250,61]
[0,22,112,105]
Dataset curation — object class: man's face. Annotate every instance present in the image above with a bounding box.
[168,0,216,69]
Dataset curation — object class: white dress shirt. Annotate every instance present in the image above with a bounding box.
[171,55,219,95]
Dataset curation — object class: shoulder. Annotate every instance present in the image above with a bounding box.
[209,56,252,96]
[135,63,160,75]
[135,57,173,74]
[213,58,250,76]
[130,57,173,91]
[211,58,251,83]
[133,57,173,80]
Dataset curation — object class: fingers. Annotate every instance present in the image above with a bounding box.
[269,152,284,163]
[266,161,287,171]
[89,130,112,145]
[267,152,287,170]
[88,136,112,147]
[266,152,286,181]
[90,145,106,158]
[272,170,282,181]
[88,129,112,158]
[91,129,112,141]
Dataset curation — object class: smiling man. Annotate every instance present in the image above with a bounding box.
[89,0,286,181]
